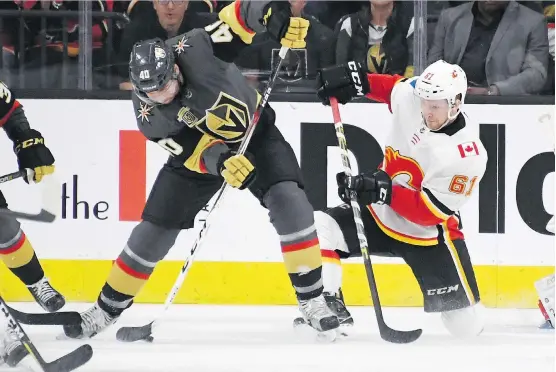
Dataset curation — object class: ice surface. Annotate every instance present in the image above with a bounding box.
[3,303,554,372]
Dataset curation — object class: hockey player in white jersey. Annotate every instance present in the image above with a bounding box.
[312,60,488,337]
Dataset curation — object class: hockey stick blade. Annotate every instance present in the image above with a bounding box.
[9,306,81,326]
[0,174,59,222]
[0,208,56,222]
[116,322,153,342]
[42,344,93,372]
[379,324,422,344]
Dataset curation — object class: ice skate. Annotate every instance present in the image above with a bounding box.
[295,294,340,342]
[294,290,352,337]
[324,290,354,327]
[1,324,28,367]
[63,303,119,339]
[27,277,65,313]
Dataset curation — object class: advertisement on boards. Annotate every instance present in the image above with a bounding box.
[0,100,553,307]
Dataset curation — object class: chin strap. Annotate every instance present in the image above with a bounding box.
[426,105,460,132]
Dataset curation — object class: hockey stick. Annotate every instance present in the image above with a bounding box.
[0,296,93,371]
[329,97,422,344]
[0,170,26,184]
[7,305,81,326]
[0,170,59,222]
[116,46,291,343]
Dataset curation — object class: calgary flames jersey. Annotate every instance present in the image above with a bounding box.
[365,75,488,245]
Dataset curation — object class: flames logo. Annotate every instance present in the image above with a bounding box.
[382,146,424,190]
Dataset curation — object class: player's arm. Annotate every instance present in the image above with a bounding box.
[133,96,223,174]
[204,0,309,63]
[337,155,486,226]
[391,160,485,226]
[390,154,486,226]
[133,97,255,189]
[0,81,55,183]
[316,61,406,110]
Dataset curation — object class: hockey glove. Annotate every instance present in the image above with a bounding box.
[217,151,256,190]
[262,2,309,49]
[316,61,370,106]
[336,170,391,206]
[13,129,55,183]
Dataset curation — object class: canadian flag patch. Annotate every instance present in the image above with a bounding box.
[457,141,479,158]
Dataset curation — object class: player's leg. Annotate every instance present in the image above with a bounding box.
[396,235,483,338]
[0,191,65,314]
[247,108,339,334]
[64,161,222,339]
[315,203,392,327]
[0,191,65,365]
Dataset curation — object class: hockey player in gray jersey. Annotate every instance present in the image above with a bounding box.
[0,80,65,367]
[64,0,341,340]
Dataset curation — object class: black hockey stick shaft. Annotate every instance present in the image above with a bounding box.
[116,46,291,343]
[0,296,93,371]
[7,304,81,325]
[329,97,422,344]
[0,170,25,184]
[0,170,59,222]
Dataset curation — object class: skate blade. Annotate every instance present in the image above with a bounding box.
[293,318,339,342]
[294,317,350,337]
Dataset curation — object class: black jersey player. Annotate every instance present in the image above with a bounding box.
[0,80,65,367]
[64,0,341,341]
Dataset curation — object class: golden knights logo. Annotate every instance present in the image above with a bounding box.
[184,92,249,142]
[367,44,387,74]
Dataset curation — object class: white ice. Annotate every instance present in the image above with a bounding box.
[3,303,554,372]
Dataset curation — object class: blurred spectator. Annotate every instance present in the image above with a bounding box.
[428,1,549,96]
[335,0,414,77]
[304,1,363,30]
[126,0,215,20]
[542,1,554,94]
[235,0,334,85]
[117,0,216,89]
[0,0,115,88]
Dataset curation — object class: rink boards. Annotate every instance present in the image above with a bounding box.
[0,100,553,308]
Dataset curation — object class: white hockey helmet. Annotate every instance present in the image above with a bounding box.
[414,60,467,118]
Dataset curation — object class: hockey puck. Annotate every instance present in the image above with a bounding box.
[293,317,306,327]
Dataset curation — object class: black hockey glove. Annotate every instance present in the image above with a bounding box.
[13,129,55,183]
[217,150,256,190]
[261,2,309,48]
[316,61,370,106]
[336,170,392,206]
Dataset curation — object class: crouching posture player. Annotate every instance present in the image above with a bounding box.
[0,80,65,366]
[312,60,488,338]
[64,0,340,340]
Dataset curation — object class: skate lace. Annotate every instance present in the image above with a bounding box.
[300,296,334,320]
[324,293,347,316]
[81,305,113,334]
[4,326,22,355]
[29,278,57,303]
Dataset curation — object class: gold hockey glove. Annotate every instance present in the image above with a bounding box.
[262,2,309,48]
[217,151,256,190]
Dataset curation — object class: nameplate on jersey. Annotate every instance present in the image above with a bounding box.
[188,92,249,143]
